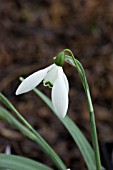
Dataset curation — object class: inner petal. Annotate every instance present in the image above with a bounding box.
[43,64,58,88]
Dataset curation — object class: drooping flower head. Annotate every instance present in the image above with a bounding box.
[16,52,69,118]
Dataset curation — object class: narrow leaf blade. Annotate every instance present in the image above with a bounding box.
[33,88,96,170]
[0,154,53,170]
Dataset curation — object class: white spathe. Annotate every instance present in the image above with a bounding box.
[65,57,75,67]
[16,64,69,118]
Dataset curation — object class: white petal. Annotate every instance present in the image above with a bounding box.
[16,64,54,95]
[43,64,58,87]
[52,68,68,118]
[5,145,11,155]
[63,73,69,93]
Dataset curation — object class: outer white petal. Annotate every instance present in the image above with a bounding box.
[16,64,54,95]
[63,73,69,93]
[52,68,68,118]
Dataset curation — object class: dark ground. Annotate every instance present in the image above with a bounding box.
[0,0,113,169]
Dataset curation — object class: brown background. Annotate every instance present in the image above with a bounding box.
[0,0,113,169]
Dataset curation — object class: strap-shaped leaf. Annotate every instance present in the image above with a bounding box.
[33,88,96,170]
[0,106,66,170]
[0,154,53,170]
[0,93,67,170]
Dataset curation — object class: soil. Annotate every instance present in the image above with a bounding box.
[0,0,113,169]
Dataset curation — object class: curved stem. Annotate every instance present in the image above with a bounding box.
[64,49,101,170]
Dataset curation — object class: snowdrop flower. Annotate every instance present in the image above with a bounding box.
[16,52,69,118]
[5,145,11,155]
[5,145,11,170]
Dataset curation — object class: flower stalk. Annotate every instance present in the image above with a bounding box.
[64,49,101,170]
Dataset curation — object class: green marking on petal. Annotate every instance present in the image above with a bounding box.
[44,82,53,88]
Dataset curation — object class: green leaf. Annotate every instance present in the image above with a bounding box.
[0,154,53,170]
[33,88,96,170]
[0,106,66,170]
[0,93,66,170]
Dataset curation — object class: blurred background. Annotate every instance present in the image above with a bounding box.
[0,0,113,169]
